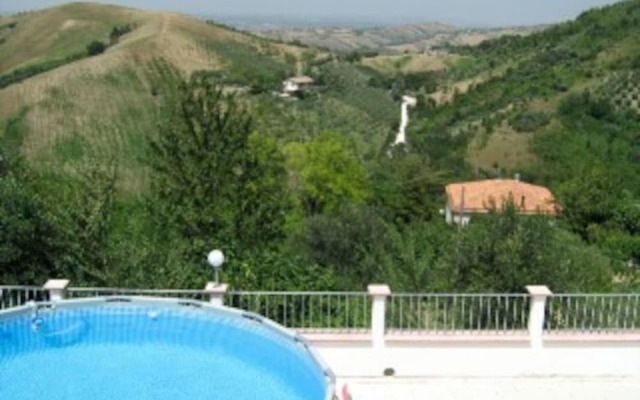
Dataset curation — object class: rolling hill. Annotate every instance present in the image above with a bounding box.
[253,22,542,53]
[0,1,640,187]
[402,0,640,175]
[0,3,309,191]
[2,0,640,193]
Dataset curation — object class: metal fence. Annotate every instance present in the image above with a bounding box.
[226,291,371,333]
[545,294,640,334]
[0,286,49,309]
[66,288,209,301]
[386,293,530,334]
[4,285,640,336]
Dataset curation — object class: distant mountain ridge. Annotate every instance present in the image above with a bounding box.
[252,22,543,52]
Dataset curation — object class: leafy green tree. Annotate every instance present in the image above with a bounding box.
[371,153,445,223]
[380,221,453,292]
[0,112,67,284]
[446,200,612,293]
[0,141,65,284]
[34,162,118,286]
[0,175,64,284]
[147,72,291,287]
[558,165,627,239]
[284,131,371,215]
[294,204,388,289]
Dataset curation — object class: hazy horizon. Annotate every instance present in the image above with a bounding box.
[0,0,623,27]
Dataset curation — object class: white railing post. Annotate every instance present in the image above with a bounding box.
[43,279,70,302]
[526,285,552,349]
[368,284,391,348]
[204,282,228,307]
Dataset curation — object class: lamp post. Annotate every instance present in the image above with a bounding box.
[207,249,225,286]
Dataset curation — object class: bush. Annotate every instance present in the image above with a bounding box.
[339,51,363,63]
[0,52,85,89]
[509,110,551,132]
[109,24,132,45]
[588,99,614,119]
[87,41,107,56]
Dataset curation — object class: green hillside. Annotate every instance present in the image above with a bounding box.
[1,1,638,293]
[0,3,304,191]
[0,3,400,192]
[412,0,640,173]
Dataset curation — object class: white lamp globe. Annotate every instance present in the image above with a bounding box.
[207,250,225,269]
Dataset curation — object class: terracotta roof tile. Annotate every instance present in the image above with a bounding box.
[446,179,559,215]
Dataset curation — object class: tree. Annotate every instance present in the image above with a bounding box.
[284,131,371,216]
[147,72,291,287]
[446,200,612,293]
[371,153,445,223]
[558,165,626,239]
[380,220,453,292]
[0,149,65,284]
[295,204,389,289]
[49,162,117,286]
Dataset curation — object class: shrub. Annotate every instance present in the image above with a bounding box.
[109,24,132,45]
[509,110,551,132]
[0,52,85,89]
[588,99,614,119]
[87,41,106,56]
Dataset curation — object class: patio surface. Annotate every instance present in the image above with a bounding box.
[338,376,640,400]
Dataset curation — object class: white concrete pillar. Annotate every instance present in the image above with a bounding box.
[204,283,228,307]
[43,279,70,302]
[526,285,552,349]
[368,284,391,348]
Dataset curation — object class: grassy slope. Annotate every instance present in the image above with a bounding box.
[0,3,139,72]
[0,3,305,193]
[0,3,403,195]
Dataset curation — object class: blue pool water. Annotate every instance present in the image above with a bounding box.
[0,302,329,400]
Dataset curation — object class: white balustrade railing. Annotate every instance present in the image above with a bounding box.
[226,291,371,333]
[387,293,530,334]
[2,281,639,345]
[545,293,640,334]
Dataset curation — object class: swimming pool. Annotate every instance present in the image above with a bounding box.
[0,297,334,400]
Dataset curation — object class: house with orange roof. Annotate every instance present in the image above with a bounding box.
[444,179,560,225]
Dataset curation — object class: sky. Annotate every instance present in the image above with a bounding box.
[0,0,623,26]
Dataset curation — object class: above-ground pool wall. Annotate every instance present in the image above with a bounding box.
[0,298,336,400]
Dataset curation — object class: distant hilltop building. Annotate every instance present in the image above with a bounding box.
[282,75,314,95]
[445,178,560,225]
